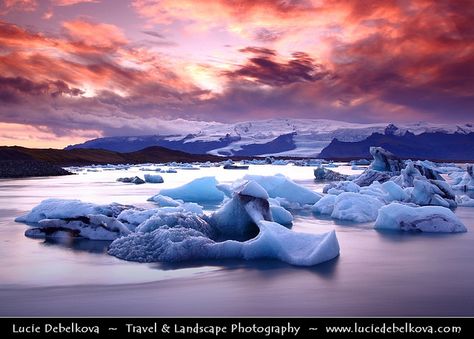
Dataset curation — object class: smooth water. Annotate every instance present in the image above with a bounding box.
[0,164,473,316]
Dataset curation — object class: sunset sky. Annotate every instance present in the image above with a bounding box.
[0,0,473,148]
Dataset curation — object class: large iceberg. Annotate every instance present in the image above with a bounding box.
[109,182,338,266]
[243,174,322,207]
[158,176,225,203]
[374,203,467,233]
[108,179,339,266]
[108,221,339,266]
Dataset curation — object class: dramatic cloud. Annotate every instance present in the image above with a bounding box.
[225,48,331,86]
[0,0,472,147]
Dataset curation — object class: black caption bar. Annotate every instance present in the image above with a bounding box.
[1,318,473,338]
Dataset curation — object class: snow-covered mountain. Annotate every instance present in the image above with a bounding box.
[65,119,474,157]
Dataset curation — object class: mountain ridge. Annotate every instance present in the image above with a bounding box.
[65,118,474,158]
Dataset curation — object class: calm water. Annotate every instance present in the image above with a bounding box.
[0,164,473,316]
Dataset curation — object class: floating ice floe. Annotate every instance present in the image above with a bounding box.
[455,195,474,207]
[16,199,132,239]
[116,176,145,184]
[331,192,384,223]
[158,176,225,203]
[144,174,164,183]
[374,203,467,233]
[452,165,474,191]
[15,199,128,223]
[244,174,322,207]
[314,167,348,181]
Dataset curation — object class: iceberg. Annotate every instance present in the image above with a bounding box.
[352,147,403,186]
[452,165,474,191]
[456,195,474,207]
[108,222,340,266]
[244,174,322,207]
[116,176,145,184]
[369,147,404,172]
[314,167,348,181]
[409,179,457,208]
[331,192,384,222]
[374,203,467,233]
[158,176,225,203]
[144,174,164,183]
[15,199,129,223]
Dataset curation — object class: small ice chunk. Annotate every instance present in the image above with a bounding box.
[312,194,337,215]
[144,174,164,183]
[147,194,182,207]
[375,203,467,233]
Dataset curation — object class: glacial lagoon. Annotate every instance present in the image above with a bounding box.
[1,164,473,316]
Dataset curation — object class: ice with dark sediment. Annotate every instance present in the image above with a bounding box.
[375,203,466,233]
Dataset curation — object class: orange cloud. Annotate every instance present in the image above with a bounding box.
[62,19,128,51]
[52,0,99,5]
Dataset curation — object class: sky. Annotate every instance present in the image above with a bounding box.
[0,0,473,148]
